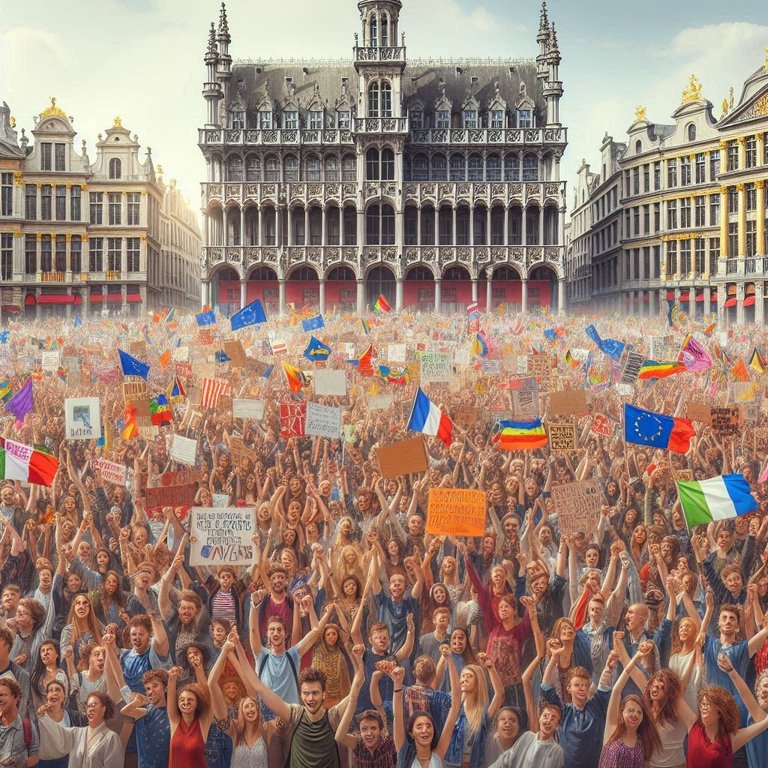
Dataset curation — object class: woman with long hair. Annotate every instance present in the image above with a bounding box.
[444,659,504,768]
[668,615,703,713]
[92,570,127,629]
[600,649,661,768]
[59,594,103,662]
[435,627,479,692]
[167,664,215,767]
[309,623,350,708]
[36,680,86,768]
[30,639,68,709]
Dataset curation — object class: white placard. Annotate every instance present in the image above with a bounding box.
[171,434,198,466]
[305,401,342,439]
[173,346,190,362]
[341,343,356,357]
[368,394,394,411]
[420,352,452,384]
[388,343,407,363]
[64,397,101,441]
[232,399,265,420]
[453,347,471,367]
[41,350,61,372]
[189,507,254,566]
[516,356,529,375]
[212,493,230,508]
[93,458,127,486]
[313,369,347,397]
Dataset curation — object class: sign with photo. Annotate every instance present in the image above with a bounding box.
[65,397,101,441]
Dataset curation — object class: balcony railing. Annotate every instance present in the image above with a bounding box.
[106,270,122,281]
[353,117,409,133]
[354,46,406,63]
[199,128,354,147]
[39,271,65,283]
[409,126,567,146]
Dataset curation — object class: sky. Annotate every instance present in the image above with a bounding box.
[2,0,767,219]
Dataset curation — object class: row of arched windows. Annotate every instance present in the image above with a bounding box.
[404,152,540,182]
[222,153,357,183]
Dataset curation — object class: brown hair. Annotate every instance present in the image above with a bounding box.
[697,686,741,735]
[298,667,327,691]
[0,678,21,702]
[142,669,169,688]
[178,683,210,719]
[17,598,45,631]
[87,691,115,721]
[644,669,682,725]
[564,666,591,687]
[606,694,660,761]
[128,614,153,633]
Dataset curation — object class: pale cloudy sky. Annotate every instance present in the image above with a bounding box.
[1,0,767,216]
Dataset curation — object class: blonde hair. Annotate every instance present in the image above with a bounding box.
[461,664,489,737]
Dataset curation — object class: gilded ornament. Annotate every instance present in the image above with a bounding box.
[755,95,768,116]
[113,116,123,128]
[634,105,647,122]
[40,97,67,120]
[13,172,23,187]
[9,116,15,128]
[681,74,703,104]
[721,98,729,116]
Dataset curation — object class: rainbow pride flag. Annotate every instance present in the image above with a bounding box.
[373,295,391,314]
[493,419,548,450]
[638,360,687,380]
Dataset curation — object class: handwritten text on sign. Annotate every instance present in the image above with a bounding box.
[93,458,127,486]
[427,488,487,537]
[552,479,602,537]
[190,508,254,566]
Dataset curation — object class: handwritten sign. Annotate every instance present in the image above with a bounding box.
[711,406,740,437]
[313,369,347,397]
[232,399,265,420]
[145,483,197,509]
[123,380,148,400]
[548,422,577,451]
[552,479,602,537]
[387,343,407,363]
[455,406,479,428]
[527,354,553,390]
[427,488,487,537]
[590,413,615,437]
[376,436,429,478]
[305,402,342,439]
[229,438,258,465]
[368,394,394,411]
[189,508,254,566]
[93,458,127,486]
[511,377,539,421]
[170,435,198,466]
[64,397,101,441]
[548,389,588,417]
[280,402,307,438]
[621,352,646,384]
[41,350,61,373]
[420,352,453,384]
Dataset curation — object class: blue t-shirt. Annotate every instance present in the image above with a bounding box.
[135,705,170,768]
[704,636,750,722]
[747,716,768,768]
[256,646,300,705]
[374,591,418,653]
[120,644,171,693]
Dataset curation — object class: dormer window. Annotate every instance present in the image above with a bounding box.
[410,109,423,130]
[308,110,323,130]
[462,110,478,129]
[337,111,350,129]
[284,110,299,130]
[435,110,450,130]
[517,109,533,128]
[258,111,273,130]
[109,158,122,180]
[230,110,245,130]
[490,110,505,129]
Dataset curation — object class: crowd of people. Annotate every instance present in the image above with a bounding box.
[0,303,767,768]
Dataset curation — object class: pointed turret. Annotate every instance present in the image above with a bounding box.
[217,2,232,76]
[203,22,222,128]
[536,1,550,79]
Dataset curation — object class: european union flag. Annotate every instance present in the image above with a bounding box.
[303,336,332,361]
[117,349,150,380]
[302,314,325,332]
[196,309,216,326]
[215,350,231,363]
[543,329,558,343]
[624,403,674,449]
[585,324,625,361]
[230,299,267,331]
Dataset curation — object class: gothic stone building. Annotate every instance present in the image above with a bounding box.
[199,1,567,316]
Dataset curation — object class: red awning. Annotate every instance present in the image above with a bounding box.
[711,294,718,302]
[37,295,75,304]
[1,306,20,312]
[724,297,738,308]
[666,290,676,300]
[24,294,35,306]
[695,293,704,302]
[679,293,690,302]
[72,294,82,305]
[106,294,123,303]
[126,295,142,303]
[89,294,103,302]
[744,296,756,307]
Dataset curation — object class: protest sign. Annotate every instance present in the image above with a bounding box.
[481,359,501,375]
[245,358,271,377]
[516,356,529,375]
[548,422,577,451]
[314,369,347,397]
[280,402,307,438]
[590,413,615,437]
[420,352,452,384]
[427,488,487,537]
[189,507,254,566]
[453,347,471,367]
[305,402,342,439]
[455,406,479,428]
[548,389,588,417]
[376,436,429,478]
[552,479,602,537]
[229,438,259,465]
[686,402,712,425]
[41,350,60,373]
[527,354,552,389]
[741,400,760,426]
[388,343,407,363]
[93,458,127,486]
[224,340,247,368]
[755,428,768,457]
[232,399,265,420]
[711,406,740,437]
[173,346,189,362]
[368,394,394,411]
[170,435,198,466]
[64,397,101,441]
[175,362,193,381]
[129,340,147,358]
[621,352,646,384]
[511,378,539,420]
[160,469,202,487]
[145,483,197,509]
[123,380,148,399]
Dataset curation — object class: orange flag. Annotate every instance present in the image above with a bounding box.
[731,356,749,382]
[159,350,172,369]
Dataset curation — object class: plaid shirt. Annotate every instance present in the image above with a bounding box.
[353,735,397,768]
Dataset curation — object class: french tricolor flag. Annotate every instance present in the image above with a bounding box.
[407,387,452,445]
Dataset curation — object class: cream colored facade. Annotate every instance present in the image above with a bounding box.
[0,99,200,318]
[567,61,768,324]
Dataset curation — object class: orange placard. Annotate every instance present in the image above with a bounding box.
[427,488,487,537]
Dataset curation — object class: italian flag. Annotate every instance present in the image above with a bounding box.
[0,438,59,487]
[676,473,757,527]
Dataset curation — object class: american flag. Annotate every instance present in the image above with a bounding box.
[200,377,231,409]
[270,339,287,356]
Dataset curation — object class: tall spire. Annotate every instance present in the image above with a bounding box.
[539,1,549,35]
[206,22,218,58]
[549,23,559,53]
[218,2,231,44]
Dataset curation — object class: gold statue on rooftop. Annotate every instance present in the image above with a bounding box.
[634,105,647,122]
[681,74,703,104]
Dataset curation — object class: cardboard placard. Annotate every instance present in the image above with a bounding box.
[552,479,602,536]
[92,458,127,486]
[621,351,646,384]
[740,400,760,426]
[686,402,712,425]
[590,413,615,437]
[229,438,258,465]
[145,483,197,509]
[129,340,147,358]
[280,402,307,438]
[426,488,487,537]
[420,352,453,384]
[189,507,254,566]
[245,358,272,377]
[548,422,577,451]
[224,340,247,368]
[160,470,202,487]
[711,406,740,437]
[127,399,152,426]
[528,354,553,387]
[123,380,148,400]
[305,402,342,439]
[232,399,265,420]
[170,435,198,466]
[376,436,429,478]
[455,406,479,428]
[755,428,768,457]
[313,369,347,397]
[64,397,101,441]
[548,389,588,417]
[41,350,61,373]
[368,394,394,411]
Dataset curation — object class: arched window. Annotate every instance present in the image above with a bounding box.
[687,123,696,142]
[381,15,389,46]
[504,154,520,181]
[369,15,378,47]
[306,155,321,182]
[264,155,279,182]
[245,155,261,181]
[366,203,395,245]
[227,156,243,182]
[284,155,299,182]
[410,107,424,130]
[109,158,122,179]
[324,155,339,182]
[487,154,502,182]
[368,83,380,117]
[381,82,393,118]
[342,155,356,181]
[366,148,380,181]
[381,147,395,180]
[522,154,538,181]
[635,140,642,154]
[449,153,466,181]
[412,153,429,181]
[432,153,447,181]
